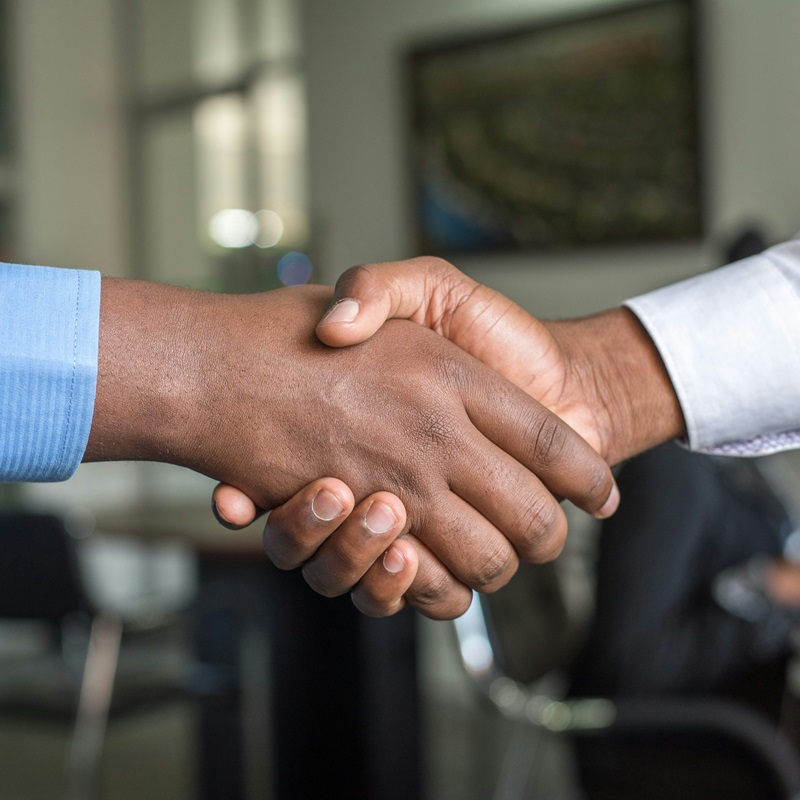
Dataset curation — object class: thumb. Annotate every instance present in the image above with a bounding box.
[316,263,411,347]
[316,257,474,347]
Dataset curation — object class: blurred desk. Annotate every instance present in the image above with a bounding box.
[94,504,420,800]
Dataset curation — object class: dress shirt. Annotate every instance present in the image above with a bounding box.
[0,263,101,482]
[626,236,800,456]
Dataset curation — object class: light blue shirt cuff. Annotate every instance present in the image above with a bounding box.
[1,263,101,481]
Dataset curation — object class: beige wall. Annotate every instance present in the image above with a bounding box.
[13,0,128,276]
[301,0,800,317]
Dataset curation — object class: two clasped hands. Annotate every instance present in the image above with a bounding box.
[212,257,686,618]
[87,257,685,620]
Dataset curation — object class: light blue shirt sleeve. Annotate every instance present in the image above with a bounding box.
[625,236,800,456]
[1,262,101,482]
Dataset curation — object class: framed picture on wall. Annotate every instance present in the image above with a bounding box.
[406,0,703,254]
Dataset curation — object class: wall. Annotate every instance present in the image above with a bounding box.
[301,0,800,317]
[13,0,129,277]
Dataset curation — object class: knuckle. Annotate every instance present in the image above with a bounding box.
[420,592,473,621]
[413,406,463,456]
[469,544,518,592]
[582,459,613,508]
[337,263,373,290]
[513,496,566,563]
[418,255,460,285]
[432,348,471,390]
[408,568,453,610]
[337,263,388,304]
[526,413,571,469]
[417,255,451,270]
[535,522,567,563]
[385,462,424,500]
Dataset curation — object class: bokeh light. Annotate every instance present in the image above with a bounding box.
[209,208,258,248]
[277,251,313,285]
[255,209,285,248]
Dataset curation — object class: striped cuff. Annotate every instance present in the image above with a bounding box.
[0,263,101,481]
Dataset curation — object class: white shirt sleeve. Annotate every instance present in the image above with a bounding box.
[624,236,800,456]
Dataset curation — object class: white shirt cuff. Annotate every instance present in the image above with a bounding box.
[624,239,800,456]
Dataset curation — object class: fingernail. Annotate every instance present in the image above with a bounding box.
[312,489,345,521]
[365,501,397,534]
[383,546,406,574]
[596,483,620,519]
[320,299,359,325]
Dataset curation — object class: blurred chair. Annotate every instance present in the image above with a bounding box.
[455,572,800,800]
[0,511,212,800]
[454,445,800,800]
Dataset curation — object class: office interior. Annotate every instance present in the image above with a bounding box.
[3,0,800,798]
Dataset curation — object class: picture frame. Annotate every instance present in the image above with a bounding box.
[406,0,703,254]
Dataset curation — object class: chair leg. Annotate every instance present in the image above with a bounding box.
[239,623,274,800]
[492,720,543,800]
[67,615,123,800]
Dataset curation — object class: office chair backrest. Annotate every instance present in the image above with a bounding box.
[480,561,578,686]
[0,512,88,624]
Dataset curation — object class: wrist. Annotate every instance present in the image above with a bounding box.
[548,308,685,465]
[84,277,210,466]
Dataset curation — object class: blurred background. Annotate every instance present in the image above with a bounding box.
[3,0,800,798]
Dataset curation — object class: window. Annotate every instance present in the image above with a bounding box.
[124,0,311,291]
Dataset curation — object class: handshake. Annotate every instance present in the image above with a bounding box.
[87,257,686,620]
